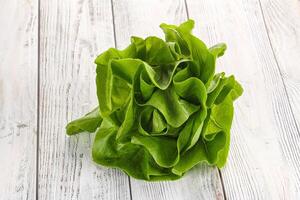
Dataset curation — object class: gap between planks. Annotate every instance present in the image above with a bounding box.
[36,0,41,198]
[110,0,133,199]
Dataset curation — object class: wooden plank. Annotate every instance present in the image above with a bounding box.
[112,0,224,199]
[259,0,300,124]
[186,0,300,198]
[39,0,130,199]
[131,166,224,200]
[0,0,38,199]
[259,0,300,196]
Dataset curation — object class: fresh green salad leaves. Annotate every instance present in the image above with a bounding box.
[66,20,243,181]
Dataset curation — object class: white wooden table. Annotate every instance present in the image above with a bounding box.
[1,0,300,199]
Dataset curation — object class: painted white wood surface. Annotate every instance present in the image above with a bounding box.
[38,0,130,199]
[1,0,300,199]
[0,0,38,199]
[186,0,300,199]
[259,0,300,195]
[112,0,224,199]
[260,0,300,124]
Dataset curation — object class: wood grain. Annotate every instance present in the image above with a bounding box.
[259,0,300,196]
[131,165,224,200]
[39,0,130,199]
[259,0,300,126]
[2,0,300,198]
[0,0,38,199]
[112,0,224,199]
[186,0,300,199]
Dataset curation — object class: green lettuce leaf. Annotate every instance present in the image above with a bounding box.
[66,20,243,181]
[66,107,102,135]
